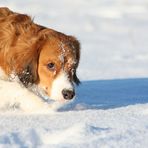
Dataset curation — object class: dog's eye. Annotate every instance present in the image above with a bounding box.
[47,62,55,71]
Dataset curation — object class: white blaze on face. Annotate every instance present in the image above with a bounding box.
[50,71,74,101]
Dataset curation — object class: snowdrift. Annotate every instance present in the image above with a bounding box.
[0,78,148,147]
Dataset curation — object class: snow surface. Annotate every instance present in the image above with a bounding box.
[0,0,148,147]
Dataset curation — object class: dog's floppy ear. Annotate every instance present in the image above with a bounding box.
[9,33,46,87]
[73,72,80,85]
[69,36,81,85]
[0,13,47,87]
[17,35,46,87]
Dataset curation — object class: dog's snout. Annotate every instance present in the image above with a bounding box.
[62,89,75,100]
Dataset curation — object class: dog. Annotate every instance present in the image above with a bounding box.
[0,7,80,111]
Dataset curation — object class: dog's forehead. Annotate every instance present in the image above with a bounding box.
[58,42,77,64]
[41,39,77,66]
[58,42,76,60]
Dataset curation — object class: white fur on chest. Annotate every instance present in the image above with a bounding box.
[0,67,63,113]
[0,79,58,113]
[0,67,58,113]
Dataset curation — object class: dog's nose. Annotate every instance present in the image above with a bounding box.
[62,89,75,100]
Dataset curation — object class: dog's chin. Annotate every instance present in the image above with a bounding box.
[58,98,72,103]
[49,96,75,104]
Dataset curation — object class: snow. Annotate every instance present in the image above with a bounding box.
[0,0,148,147]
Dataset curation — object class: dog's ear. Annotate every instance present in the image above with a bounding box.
[73,72,80,85]
[69,36,81,85]
[17,35,46,87]
[0,13,47,87]
[9,33,46,87]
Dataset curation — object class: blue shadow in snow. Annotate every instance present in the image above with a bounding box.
[70,78,148,110]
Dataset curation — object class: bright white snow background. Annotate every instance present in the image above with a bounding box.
[0,0,148,147]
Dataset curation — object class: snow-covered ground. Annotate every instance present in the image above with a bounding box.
[0,0,148,147]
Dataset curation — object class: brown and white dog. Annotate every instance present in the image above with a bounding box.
[0,7,80,111]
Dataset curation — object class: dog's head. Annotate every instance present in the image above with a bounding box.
[16,29,80,102]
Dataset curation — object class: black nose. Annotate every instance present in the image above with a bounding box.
[62,89,75,100]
